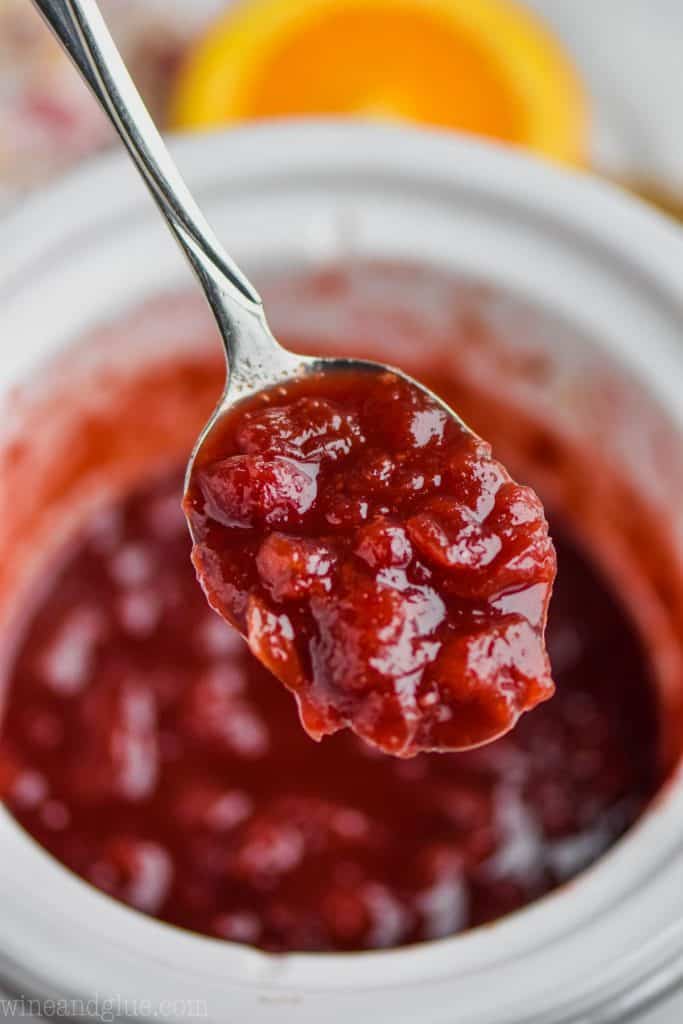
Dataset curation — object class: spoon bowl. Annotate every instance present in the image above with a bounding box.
[186,338,473,522]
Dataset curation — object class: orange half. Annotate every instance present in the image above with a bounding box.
[170,0,587,165]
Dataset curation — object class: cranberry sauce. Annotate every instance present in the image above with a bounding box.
[0,468,658,952]
[185,372,556,756]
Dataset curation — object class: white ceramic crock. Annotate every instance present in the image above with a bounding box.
[2,122,683,1024]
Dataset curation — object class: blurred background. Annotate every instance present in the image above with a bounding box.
[2,0,682,219]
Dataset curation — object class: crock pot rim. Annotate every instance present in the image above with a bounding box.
[2,119,683,1023]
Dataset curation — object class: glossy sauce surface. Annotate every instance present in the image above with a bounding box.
[0,467,658,951]
[185,372,556,756]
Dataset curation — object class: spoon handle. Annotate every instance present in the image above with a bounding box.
[31,0,266,328]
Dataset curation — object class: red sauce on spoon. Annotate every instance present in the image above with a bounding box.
[184,371,556,755]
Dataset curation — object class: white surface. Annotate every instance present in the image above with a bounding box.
[644,999,683,1024]
[529,0,683,189]
[0,995,677,1024]
[5,988,680,1021]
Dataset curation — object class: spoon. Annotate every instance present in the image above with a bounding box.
[32,0,474,495]
[33,0,557,757]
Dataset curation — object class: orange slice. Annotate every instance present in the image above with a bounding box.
[170,0,587,165]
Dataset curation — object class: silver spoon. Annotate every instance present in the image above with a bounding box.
[33,0,474,509]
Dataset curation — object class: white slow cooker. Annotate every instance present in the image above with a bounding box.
[1,122,683,1023]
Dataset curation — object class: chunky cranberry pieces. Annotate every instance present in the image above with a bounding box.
[198,454,317,529]
[257,534,336,600]
[237,396,364,462]
[185,372,557,755]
